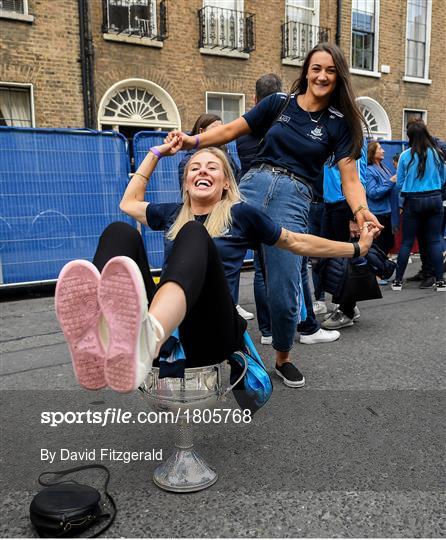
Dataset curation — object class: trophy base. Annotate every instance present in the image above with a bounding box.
[153,448,218,492]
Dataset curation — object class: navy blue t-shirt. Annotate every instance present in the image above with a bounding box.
[243,92,353,184]
[146,201,281,301]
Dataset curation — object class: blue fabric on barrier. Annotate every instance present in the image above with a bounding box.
[0,126,133,285]
[133,131,249,271]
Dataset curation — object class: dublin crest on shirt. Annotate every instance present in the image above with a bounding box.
[308,125,323,140]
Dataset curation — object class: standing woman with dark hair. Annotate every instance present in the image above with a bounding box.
[166,42,382,388]
[365,141,396,255]
[392,121,446,291]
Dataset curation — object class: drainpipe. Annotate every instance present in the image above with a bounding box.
[78,0,96,128]
[336,0,342,46]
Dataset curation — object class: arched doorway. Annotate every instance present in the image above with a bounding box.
[98,79,181,160]
[356,96,392,140]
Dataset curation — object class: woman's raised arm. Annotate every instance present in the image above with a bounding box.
[120,136,182,224]
[165,117,251,150]
[338,157,383,233]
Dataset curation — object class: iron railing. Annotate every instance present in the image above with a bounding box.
[198,5,255,53]
[102,0,167,41]
[281,21,329,61]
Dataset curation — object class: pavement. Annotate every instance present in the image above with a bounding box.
[1,259,445,538]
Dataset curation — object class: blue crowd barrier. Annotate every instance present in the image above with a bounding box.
[1,125,412,287]
[0,126,133,286]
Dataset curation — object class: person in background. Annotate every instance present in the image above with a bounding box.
[405,130,446,287]
[365,141,396,258]
[392,120,445,291]
[236,73,283,345]
[321,139,368,330]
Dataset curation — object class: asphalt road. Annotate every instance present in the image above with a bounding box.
[1,261,445,538]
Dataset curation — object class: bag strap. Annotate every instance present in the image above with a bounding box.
[38,464,117,538]
[258,93,292,147]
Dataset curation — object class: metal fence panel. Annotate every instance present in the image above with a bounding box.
[0,127,133,286]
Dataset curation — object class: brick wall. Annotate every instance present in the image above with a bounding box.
[0,0,84,128]
[334,0,445,139]
[1,0,444,139]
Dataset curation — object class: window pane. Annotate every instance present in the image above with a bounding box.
[286,1,315,24]
[207,95,242,123]
[403,110,425,138]
[405,0,427,77]
[351,0,375,70]
[223,97,239,113]
[223,97,241,123]
[0,0,24,13]
[207,97,222,116]
[0,87,32,127]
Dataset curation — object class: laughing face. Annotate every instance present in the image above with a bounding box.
[184,151,230,209]
[306,51,337,102]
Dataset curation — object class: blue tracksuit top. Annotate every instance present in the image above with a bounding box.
[396,147,446,193]
[323,139,368,203]
[365,163,395,214]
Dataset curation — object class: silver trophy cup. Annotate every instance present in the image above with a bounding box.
[139,357,247,493]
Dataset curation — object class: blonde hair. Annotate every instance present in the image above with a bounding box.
[166,147,241,240]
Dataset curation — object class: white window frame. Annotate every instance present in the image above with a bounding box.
[282,0,321,67]
[0,0,34,22]
[349,0,381,78]
[205,92,245,123]
[402,108,427,139]
[403,0,432,84]
[0,82,35,127]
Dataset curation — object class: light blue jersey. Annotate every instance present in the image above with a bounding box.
[396,147,446,193]
[323,139,367,203]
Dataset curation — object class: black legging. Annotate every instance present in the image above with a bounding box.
[93,221,246,367]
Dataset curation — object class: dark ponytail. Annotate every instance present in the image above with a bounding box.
[407,120,443,179]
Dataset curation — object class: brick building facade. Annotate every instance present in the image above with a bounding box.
[1,0,444,141]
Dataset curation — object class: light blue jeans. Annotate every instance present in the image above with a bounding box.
[240,167,311,352]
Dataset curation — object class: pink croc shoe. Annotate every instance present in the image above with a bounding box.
[98,256,164,393]
[55,260,106,390]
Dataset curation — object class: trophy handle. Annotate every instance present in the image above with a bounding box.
[219,352,248,400]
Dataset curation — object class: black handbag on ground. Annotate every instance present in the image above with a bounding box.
[30,464,116,538]
[337,258,382,304]
[314,256,382,304]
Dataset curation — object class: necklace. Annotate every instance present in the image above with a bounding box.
[307,109,325,124]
